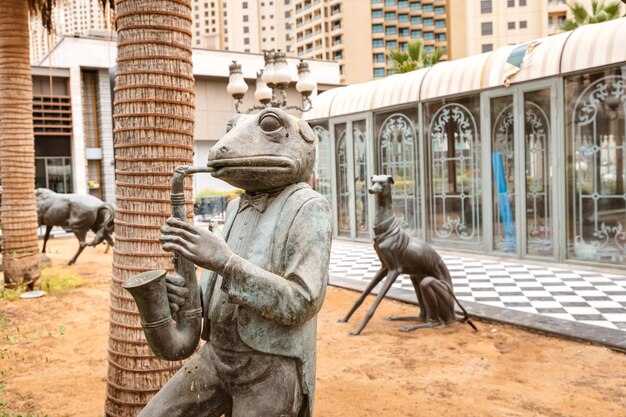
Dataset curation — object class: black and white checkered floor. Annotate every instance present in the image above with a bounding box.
[330,240,626,332]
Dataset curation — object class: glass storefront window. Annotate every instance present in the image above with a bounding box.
[566,66,626,264]
[524,89,552,257]
[335,123,350,238]
[35,157,73,193]
[353,120,370,239]
[375,109,419,236]
[310,122,332,203]
[424,95,482,248]
[491,95,516,253]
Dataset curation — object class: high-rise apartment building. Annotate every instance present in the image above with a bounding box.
[462,0,625,57]
[293,0,373,84]
[369,0,464,79]
[463,0,549,57]
[193,0,294,53]
[30,0,292,62]
[191,1,223,49]
[220,0,292,53]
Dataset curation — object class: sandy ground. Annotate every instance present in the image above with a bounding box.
[1,236,626,417]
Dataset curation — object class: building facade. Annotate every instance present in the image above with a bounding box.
[305,18,626,268]
[36,35,340,200]
[462,0,626,57]
[219,0,293,53]
[369,0,454,79]
[293,0,373,84]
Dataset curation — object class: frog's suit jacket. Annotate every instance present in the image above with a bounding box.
[200,182,333,417]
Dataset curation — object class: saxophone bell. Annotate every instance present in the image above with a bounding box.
[122,165,213,361]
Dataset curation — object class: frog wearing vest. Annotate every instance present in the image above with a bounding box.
[142,109,333,417]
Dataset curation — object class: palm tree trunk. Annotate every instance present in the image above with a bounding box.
[104,0,195,415]
[0,0,41,287]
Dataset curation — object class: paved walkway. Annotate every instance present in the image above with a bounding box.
[329,239,626,351]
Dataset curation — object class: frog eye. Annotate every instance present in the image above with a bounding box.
[259,112,283,132]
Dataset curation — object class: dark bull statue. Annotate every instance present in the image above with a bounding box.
[36,188,115,265]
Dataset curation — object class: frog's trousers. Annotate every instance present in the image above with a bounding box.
[138,342,303,417]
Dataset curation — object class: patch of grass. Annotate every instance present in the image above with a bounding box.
[40,268,84,296]
[0,288,25,302]
[0,267,84,301]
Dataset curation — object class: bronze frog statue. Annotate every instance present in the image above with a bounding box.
[130,108,332,417]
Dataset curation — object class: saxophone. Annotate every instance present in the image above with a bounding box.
[122,165,213,361]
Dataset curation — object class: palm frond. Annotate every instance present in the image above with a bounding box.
[28,0,59,32]
[426,47,445,66]
[28,0,114,33]
[407,40,424,62]
[560,19,578,30]
[99,0,115,11]
[590,0,601,16]
[603,1,622,18]
[387,49,409,65]
[567,1,589,24]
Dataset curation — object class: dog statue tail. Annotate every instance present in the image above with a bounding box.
[438,263,478,332]
[449,286,478,332]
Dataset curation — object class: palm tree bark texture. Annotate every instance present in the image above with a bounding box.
[0,0,42,287]
[105,0,195,415]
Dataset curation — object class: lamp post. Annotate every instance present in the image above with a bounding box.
[227,49,316,113]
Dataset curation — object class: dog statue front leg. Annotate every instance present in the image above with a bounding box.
[349,270,400,336]
[338,267,387,324]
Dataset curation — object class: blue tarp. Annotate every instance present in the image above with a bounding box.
[492,152,516,252]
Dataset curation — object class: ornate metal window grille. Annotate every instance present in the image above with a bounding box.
[378,113,417,232]
[571,75,626,263]
[428,103,481,243]
[524,101,552,255]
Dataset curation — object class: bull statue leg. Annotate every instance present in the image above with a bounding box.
[42,225,53,253]
[68,229,88,266]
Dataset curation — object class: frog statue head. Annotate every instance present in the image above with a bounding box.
[207,108,317,193]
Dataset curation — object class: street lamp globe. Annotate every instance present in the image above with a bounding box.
[254,70,273,105]
[227,61,248,100]
[296,60,317,97]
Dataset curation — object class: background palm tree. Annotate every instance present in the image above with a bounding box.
[561,0,624,31]
[0,0,110,287]
[104,0,196,415]
[387,40,445,74]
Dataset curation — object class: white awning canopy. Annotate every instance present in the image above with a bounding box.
[305,87,342,120]
[371,69,428,110]
[561,17,626,74]
[327,80,379,117]
[420,52,491,100]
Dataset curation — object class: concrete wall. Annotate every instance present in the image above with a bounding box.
[69,66,87,194]
[97,69,116,204]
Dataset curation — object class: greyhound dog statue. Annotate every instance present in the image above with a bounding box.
[36,188,115,265]
[339,175,476,336]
